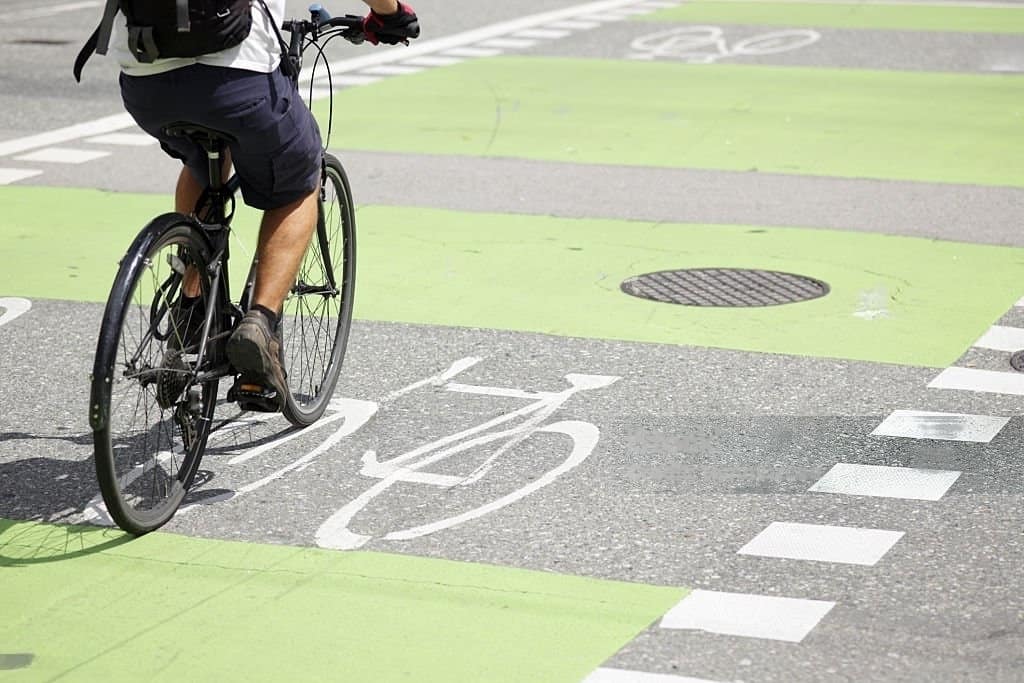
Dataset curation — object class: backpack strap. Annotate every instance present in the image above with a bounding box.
[73,0,120,82]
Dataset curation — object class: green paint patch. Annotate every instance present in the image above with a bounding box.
[3,189,1023,367]
[0,187,264,304]
[313,57,1024,187]
[0,519,684,682]
[351,207,1024,368]
[637,1,1024,33]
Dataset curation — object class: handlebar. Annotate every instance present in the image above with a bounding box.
[281,5,368,79]
[283,5,366,45]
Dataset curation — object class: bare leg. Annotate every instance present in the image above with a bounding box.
[250,190,319,313]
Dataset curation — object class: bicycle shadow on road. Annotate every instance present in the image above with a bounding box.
[0,517,131,566]
[0,430,136,565]
[0,432,97,518]
[0,432,133,564]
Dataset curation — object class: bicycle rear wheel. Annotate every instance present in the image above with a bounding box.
[281,153,356,426]
[90,215,220,534]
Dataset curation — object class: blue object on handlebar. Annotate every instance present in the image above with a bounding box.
[309,3,332,24]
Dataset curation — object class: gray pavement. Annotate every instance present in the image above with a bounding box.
[2,3,1024,682]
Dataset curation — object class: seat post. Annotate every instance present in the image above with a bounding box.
[202,134,226,193]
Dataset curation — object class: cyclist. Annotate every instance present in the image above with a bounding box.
[109,0,419,411]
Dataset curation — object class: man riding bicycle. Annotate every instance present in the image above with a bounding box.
[95,0,419,411]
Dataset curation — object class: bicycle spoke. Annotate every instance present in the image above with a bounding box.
[93,220,219,533]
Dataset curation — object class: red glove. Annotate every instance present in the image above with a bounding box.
[362,2,420,45]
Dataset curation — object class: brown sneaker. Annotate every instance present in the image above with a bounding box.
[226,310,287,412]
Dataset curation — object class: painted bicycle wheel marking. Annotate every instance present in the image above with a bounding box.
[0,298,31,329]
[315,361,620,550]
[628,25,821,62]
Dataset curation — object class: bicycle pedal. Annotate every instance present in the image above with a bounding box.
[227,378,282,413]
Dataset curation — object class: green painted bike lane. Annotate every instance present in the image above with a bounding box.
[0,520,684,681]
[3,15,1024,680]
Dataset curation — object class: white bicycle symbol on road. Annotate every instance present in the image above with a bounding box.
[83,356,620,549]
[316,357,619,549]
[629,25,821,63]
[0,297,31,329]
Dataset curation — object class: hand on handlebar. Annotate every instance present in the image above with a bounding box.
[362,1,420,45]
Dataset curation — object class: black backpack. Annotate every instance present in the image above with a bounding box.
[74,0,254,81]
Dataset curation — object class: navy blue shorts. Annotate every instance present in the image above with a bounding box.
[120,64,322,210]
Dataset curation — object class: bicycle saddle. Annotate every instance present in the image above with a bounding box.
[162,122,237,151]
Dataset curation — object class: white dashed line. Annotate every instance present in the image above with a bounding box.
[0,113,133,158]
[358,64,425,76]
[738,522,905,566]
[441,46,504,58]
[84,133,158,146]
[15,148,111,164]
[477,38,539,49]
[401,55,465,67]
[928,366,1024,396]
[973,325,1024,352]
[871,410,1010,443]
[548,20,603,29]
[0,168,42,184]
[660,590,835,643]
[577,13,632,21]
[513,28,574,39]
[809,463,961,501]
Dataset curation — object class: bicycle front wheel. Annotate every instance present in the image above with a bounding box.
[90,215,220,534]
[281,153,356,426]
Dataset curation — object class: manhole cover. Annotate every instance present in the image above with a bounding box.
[620,268,829,307]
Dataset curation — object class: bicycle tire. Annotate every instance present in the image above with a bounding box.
[280,152,356,427]
[90,214,220,534]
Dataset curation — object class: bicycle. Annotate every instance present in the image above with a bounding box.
[88,7,369,535]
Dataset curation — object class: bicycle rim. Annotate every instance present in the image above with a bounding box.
[281,153,356,426]
[91,217,219,534]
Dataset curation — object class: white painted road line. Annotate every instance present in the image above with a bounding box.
[578,13,632,21]
[583,668,724,682]
[548,20,603,30]
[0,298,32,329]
[442,46,504,58]
[84,133,158,146]
[738,522,905,566]
[0,169,42,185]
[809,463,961,501]
[357,64,425,76]
[477,37,539,49]
[929,366,1024,396]
[15,148,111,164]
[401,55,464,67]
[974,325,1024,352]
[660,590,835,643]
[871,410,1010,443]
[0,113,134,158]
[513,28,574,39]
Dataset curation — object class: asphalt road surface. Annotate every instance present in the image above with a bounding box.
[2,1,1024,681]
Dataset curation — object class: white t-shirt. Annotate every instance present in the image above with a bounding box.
[111,0,285,76]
